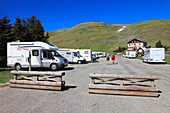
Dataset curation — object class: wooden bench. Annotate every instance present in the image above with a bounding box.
[10,70,65,91]
[89,73,160,97]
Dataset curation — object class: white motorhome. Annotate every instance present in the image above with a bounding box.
[7,41,68,70]
[128,51,136,58]
[58,49,86,64]
[74,49,92,62]
[143,48,165,63]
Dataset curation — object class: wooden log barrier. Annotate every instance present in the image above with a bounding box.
[10,70,65,91]
[89,73,160,97]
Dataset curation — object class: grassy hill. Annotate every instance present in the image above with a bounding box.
[48,20,170,53]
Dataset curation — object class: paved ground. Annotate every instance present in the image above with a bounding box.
[0,56,170,113]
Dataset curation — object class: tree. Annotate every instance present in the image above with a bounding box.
[12,16,25,41]
[0,16,12,59]
[26,15,48,42]
[155,40,163,48]
[45,32,49,42]
[118,46,122,52]
[12,15,49,42]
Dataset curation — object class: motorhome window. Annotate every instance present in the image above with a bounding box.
[66,52,71,55]
[32,50,39,56]
[74,52,78,57]
[51,51,55,56]
[48,51,53,59]
[85,51,88,54]
[43,51,48,58]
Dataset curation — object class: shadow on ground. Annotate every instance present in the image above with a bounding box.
[63,85,77,91]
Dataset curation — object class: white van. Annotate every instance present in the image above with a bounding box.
[74,49,92,62]
[128,51,136,58]
[58,49,86,64]
[7,41,67,70]
[92,52,105,58]
[143,48,165,63]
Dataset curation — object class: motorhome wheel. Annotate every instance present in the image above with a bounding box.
[15,64,21,70]
[77,60,81,64]
[50,64,58,70]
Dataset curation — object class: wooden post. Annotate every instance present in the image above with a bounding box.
[14,74,18,80]
[59,76,62,82]
[10,71,65,91]
[120,79,123,86]
[88,73,159,97]
[151,80,155,88]
[29,51,31,71]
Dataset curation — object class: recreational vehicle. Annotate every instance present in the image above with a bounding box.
[58,49,86,64]
[7,41,67,70]
[74,49,92,62]
[128,51,136,58]
[143,48,165,63]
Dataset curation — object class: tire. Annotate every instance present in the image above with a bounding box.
[50,63,58,71]
[77,60,81,64]
[15,64,21,70]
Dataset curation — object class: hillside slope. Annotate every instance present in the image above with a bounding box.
[49,20,170,52]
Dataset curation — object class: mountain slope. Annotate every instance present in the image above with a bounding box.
[48,20,170,52]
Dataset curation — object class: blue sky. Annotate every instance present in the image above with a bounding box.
[1,0,170,32]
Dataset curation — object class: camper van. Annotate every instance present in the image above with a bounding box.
[143,48,165,63]
[74,49,92,62]
[128,51,136,58]
[58,49,86,64]
[7,41,67,70]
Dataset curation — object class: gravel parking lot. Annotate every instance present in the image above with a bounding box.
[0,56,170,113]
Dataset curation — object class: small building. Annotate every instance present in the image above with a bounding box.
[127,38,147,51]
[136,47,146,56]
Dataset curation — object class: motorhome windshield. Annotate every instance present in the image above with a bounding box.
[73,52,81,57]
[77,53,82,57]
[51,51,62,57]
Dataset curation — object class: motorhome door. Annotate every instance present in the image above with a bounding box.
[42,50,54,67]
[73,52,79,63]
[31,49,42,67]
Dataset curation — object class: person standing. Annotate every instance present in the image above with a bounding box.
[111,54,115,64]
[106,54,110,65]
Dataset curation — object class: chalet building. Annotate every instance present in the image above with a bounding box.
[127,38,147,51]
